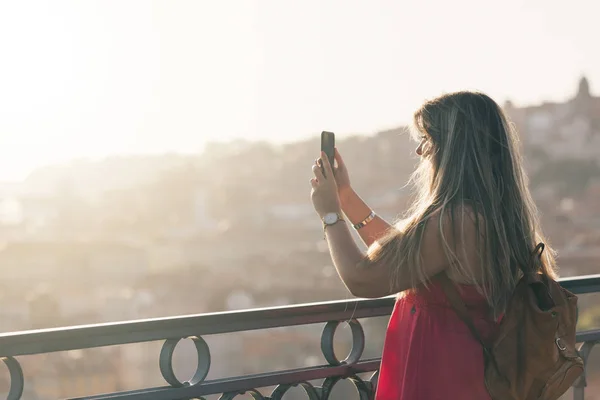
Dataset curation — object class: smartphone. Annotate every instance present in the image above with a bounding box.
[320,131,335,176]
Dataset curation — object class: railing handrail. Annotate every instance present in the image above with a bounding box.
[1,274,600,358]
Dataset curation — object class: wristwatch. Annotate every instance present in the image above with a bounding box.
[322,212,345,232]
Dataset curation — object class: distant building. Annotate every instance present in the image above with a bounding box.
[504,77,600,162]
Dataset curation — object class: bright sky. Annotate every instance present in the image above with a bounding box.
[0,0,598,181]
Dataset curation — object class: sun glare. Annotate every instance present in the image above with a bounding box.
[0,0,598,181]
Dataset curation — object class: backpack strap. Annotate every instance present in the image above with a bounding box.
[438,243,545,352]
[526,242,546,283]
[437,272,489,350]
[532,242,545,257]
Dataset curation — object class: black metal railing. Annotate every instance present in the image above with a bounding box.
[1,274,600,400]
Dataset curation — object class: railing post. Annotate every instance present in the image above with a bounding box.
[573,340,598,400]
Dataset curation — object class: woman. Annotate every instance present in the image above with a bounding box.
[309,91,557,399]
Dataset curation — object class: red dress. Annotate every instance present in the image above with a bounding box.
[375,281,496,400]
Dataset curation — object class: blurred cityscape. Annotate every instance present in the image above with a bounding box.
[1,77,600,398]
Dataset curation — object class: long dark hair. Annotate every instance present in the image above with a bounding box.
[368,91,557,315]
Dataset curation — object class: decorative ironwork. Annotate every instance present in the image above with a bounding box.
[271,381,321,400]
[321,319,365,365]
[0,274,598,400]
[369,370,379,394]
[321,375,372,400]
[220,389,266,400]
[159,336,211,387]
[2,356,23,400]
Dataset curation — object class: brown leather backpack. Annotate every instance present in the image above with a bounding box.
[438,244,584,400]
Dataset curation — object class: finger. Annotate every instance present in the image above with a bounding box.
[321,151,334,177]
[312,164,325,181]
[310,178,318,188]
[334,148,346,169]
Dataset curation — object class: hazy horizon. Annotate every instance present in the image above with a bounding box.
[1,0,599,181]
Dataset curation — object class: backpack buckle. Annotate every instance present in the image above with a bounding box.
[556,337,567,351]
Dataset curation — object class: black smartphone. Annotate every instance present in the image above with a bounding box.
[320,131,335,176]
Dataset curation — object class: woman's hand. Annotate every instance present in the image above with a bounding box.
[333,148,352,198]
[311,151,341,218]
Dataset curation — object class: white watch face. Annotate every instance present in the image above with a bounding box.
[324,213,338,225]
